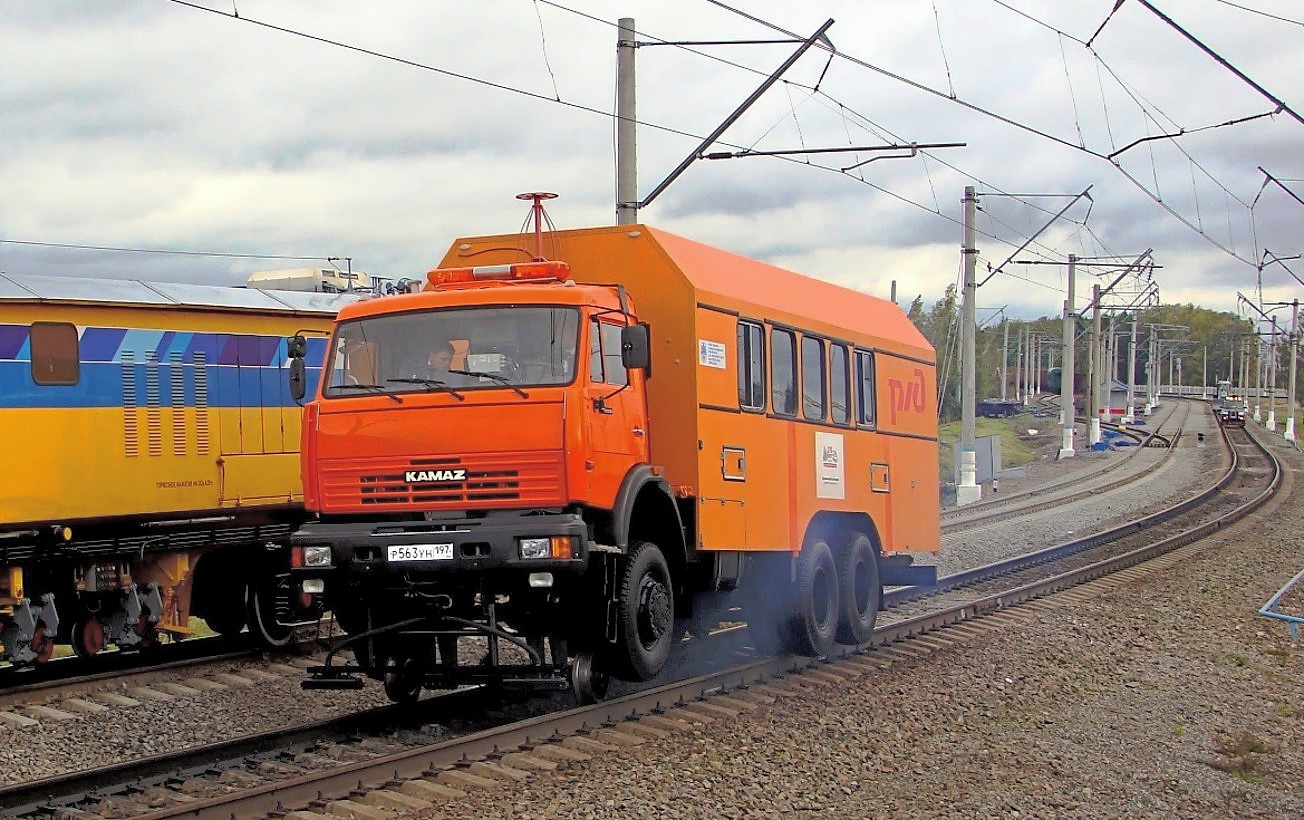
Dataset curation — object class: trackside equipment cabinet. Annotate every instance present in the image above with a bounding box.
[292,222,939,703]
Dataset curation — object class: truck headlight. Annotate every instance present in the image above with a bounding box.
[302,578,325,594]
[304,546,333,567]
[519,537,550,559]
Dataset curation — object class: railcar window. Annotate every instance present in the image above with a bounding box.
[770,328,797,416]
[830,344,850,424]
[31,322,79,386]
[737,320,765,412]
[856,350,877,427]
[589,319,628,386]
[600,321,627,386]
[801,336,826,420]
[589,318,603,383]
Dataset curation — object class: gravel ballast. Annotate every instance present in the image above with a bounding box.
[434,431,1303,819]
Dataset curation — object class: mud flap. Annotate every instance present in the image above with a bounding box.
[879,555,937,589]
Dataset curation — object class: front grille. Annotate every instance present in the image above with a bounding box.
[320,451,565,511]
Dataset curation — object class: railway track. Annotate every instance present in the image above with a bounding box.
[0,412,1279,820]
[942,400,1188,531]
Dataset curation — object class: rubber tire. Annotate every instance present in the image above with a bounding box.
[787,538,839,657]
[247,583,294,648]
[609,541,675,682]
[834,534,881,645]
[202,595,248,638]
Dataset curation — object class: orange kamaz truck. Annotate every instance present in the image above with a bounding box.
[291,219,939,703]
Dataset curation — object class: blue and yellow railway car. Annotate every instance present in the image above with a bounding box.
[0,272,345,665]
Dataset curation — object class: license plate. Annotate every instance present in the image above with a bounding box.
[387,543,454,562]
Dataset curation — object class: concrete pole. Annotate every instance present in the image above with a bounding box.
[1027,333,1034,399]
[1014,325,1024,403]
[1029,325,1036,400]
[1267,317,1278,431]
[1037,335,1045,395]
[1089,284,1102,444]
[1106,318,1117,421]
[1125,320,1138,423]
[615,18,638,225]
[1254,336,1264,422]
[1001,321,1009,402]
[1058,255,1077,459]
[1145,330,1156,414]
[1030,334,1037,397]
[1286,300,1298,442]
[957,186,981,505]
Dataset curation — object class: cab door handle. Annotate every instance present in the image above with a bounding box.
[632,427,646,436]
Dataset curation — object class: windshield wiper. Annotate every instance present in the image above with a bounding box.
[386,377,466,401]
[449,369,529,398]
[333,383,403,403]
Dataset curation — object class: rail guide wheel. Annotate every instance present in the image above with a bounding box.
[570,651,609,705]
[383,657,425,705]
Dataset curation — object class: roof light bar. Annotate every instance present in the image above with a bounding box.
[426,260,571,287]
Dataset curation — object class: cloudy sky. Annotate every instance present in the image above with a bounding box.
[2,0,1301,320]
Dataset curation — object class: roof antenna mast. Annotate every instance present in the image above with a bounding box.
[516,192,558,261]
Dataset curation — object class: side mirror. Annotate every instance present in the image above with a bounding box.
[289,358,307,401]
[287,334,309,402]
[621,323,651,373]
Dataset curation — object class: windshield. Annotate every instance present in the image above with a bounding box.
[322,306,580,397]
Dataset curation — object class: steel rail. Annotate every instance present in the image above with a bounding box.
[941,399,1179,523]
[891,402,1230,607]
[879,424,1277,643]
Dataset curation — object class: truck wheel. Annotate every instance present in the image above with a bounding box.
[834,534,881,645]
[202,596,247,638]
[247,583,294,648]
[788,538,838,657]
[610,541,674,681]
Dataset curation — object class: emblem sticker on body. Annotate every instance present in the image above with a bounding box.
[698,339,727,369]
[815,432,846,500]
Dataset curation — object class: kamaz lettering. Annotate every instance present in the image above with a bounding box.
[405,469,467,483]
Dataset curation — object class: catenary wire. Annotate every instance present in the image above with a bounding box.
[1211,0,1304,28]
[162,0,1097,283]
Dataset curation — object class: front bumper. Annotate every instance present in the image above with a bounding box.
[290,510,589,583]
